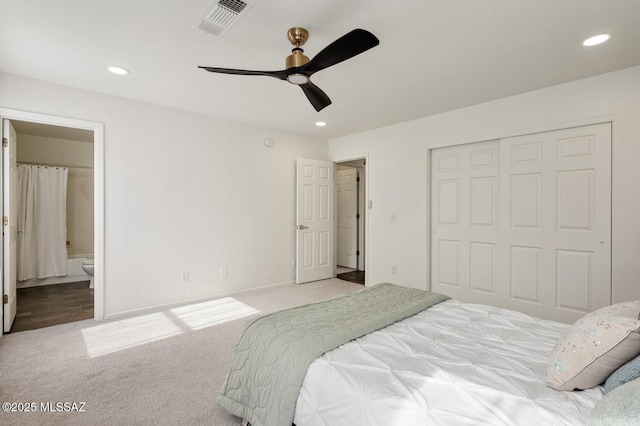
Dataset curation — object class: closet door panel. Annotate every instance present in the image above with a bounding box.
[500,123,611,323]
[431,140,500,306]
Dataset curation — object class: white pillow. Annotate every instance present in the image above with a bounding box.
[545,300,640,391]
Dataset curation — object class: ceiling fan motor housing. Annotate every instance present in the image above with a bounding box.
[286,48,309,68]
[286,28,310,69]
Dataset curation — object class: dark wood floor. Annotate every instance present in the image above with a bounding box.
[337,270,365,285]
[10,281,94,333]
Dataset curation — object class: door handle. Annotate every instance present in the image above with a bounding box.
[297,225,309,230]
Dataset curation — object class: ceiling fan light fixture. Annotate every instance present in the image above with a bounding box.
[287,73,309,85]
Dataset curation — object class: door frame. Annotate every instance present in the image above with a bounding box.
[333,154,369,285]
[0,108,105,325]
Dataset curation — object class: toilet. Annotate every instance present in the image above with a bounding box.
[82,259,95,289]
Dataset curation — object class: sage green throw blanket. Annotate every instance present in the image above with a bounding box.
[218,283,450,426]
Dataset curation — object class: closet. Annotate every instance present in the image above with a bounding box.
[431,123,611,323]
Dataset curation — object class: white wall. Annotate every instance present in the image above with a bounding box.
[330,66,640,303]
[0,72,328,317]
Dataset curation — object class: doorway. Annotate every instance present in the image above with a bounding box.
[336,158,366,285]
[0,109,104,335]
[11,121,94,332]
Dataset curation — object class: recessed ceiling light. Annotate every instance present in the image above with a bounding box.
[108,66,129,75]
[582,34,611,47]
[315,121,326,127]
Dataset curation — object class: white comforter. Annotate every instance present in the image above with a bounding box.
[294,300,602,426]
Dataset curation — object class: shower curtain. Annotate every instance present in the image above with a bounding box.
[17,164,69,281]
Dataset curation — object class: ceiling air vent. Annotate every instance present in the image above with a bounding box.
[198,0,253,37]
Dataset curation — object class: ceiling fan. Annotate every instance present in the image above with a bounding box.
[198,28,379,112]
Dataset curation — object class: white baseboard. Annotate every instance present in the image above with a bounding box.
[103,280,296,321]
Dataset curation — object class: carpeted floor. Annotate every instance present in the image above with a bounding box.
[0,278,362,426]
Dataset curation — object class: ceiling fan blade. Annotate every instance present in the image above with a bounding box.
[300,81,332,112]
[198,66,289,81]
[302,29,379,75]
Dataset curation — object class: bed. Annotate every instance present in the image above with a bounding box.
[218,283,640,426]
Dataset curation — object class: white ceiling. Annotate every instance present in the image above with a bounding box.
[1,0,639,140]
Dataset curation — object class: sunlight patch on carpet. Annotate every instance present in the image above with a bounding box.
[81,298,259,357]
[82,312,183,358]
[170,297,259,330]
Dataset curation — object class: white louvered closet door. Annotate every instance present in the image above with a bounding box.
[431,123,611,323]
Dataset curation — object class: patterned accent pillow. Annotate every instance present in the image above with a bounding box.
[604,353,640,393]
[545,300,640,391]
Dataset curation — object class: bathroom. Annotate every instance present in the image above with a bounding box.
[10,120,94,332]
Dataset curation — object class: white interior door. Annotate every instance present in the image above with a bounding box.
[500,123,611,323]
[2,119,17,332]
[431,140,501,306]
[296,158,334,284]
[337,168,358,269]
